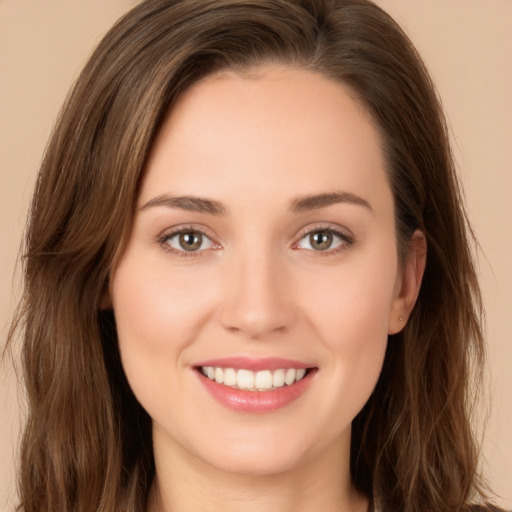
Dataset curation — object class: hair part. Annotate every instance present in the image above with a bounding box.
[9,0,489,510]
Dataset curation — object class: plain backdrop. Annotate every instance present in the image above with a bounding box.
[1,0,510,509]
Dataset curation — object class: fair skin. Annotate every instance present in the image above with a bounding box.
[108,65,426,512]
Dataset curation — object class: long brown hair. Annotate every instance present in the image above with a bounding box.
[8,0,489,510]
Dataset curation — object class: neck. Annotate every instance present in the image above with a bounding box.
[146,427,369,512]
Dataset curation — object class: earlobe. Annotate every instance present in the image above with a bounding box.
[388,230,427,334]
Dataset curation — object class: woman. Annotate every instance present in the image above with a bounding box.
[8,0,500,510]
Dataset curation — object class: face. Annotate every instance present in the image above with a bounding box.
[110,65,414,478]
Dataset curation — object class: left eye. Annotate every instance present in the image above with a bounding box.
[296,229,346,252]
[164,230,215,252]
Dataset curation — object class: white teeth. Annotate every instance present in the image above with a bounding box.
[224,368,237,386]
[201,366,309,391]
[272,369,285,388]
[284,368,296,385]
[214,367,224,384]
[237,369,254,390]
[296,368,306,381]
[255,370,273,390]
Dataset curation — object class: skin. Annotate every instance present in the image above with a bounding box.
[108,65,426,512]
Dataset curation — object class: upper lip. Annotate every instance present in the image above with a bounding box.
[194,357,314,372]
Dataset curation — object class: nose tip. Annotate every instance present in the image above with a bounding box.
[218,257,294,339]
[222,306,286,339]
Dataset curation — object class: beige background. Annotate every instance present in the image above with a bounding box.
[1,0,510,509]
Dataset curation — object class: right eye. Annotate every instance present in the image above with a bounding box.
[161,230,216,253]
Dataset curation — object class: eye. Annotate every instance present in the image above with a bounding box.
[296,228,351,252]
[162,229,216,253]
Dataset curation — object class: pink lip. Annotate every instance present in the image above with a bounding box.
[194,359,317,414]
[194,357,312,372]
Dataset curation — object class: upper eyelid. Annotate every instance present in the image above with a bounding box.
[158,227,220,257]
[293,223,353,240]
[159,224,217,239]
[292,225,355,253]
[157,225,220,250]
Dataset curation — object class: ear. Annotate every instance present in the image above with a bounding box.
[388,230,427,334]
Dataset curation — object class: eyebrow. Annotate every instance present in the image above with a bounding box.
[139,195,227,215]
[139,190,373,216]
[290,191,373,213]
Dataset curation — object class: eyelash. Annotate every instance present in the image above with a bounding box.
[293,226,354,256]
[157,225,219,259]
[157,225,354,258]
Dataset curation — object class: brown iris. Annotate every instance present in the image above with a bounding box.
[179,232,203,251]
[309,231,333,251]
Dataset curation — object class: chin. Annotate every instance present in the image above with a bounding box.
[170,419,350,479]
[199,443,312,478]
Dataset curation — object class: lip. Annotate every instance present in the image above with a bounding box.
[194,357,312,372]
[194,358,317,413]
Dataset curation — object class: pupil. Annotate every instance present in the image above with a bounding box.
[179,232,202,251]
[311,231,332,250]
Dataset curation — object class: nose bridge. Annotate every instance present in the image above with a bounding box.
[219,240,293,338]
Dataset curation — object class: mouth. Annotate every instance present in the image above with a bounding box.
[198,366,311,391]
[193,358,317,413]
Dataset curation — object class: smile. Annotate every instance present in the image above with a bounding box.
[194,358,317,413]
[200,366,308,391]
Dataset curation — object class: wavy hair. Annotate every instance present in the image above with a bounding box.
[8,0,489,510]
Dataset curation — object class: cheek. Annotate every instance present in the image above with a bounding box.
[110,255,218,409]
[112,254,216,348]
[297,248,396,404]
[303,249,398,342]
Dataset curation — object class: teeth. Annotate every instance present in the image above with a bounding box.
[201,366,309,391]
[296,368,306,380]
[224,367,237,386]
[237,369,254,390]
[284,368,296,385]
[272,369,285,388]
[255,370,272,390]
[214,367,224,384]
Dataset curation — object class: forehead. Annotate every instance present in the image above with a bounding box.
[140,65,392,215]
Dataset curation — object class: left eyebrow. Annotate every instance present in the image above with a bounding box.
[290,191,373,213]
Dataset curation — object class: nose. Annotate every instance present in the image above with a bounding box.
[218,247,295,339]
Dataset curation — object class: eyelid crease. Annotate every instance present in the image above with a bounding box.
[293,222,354,242]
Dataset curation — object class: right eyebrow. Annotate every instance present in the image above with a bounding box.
[139,195,227,215]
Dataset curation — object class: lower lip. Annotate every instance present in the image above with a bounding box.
[197,369,316,413]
